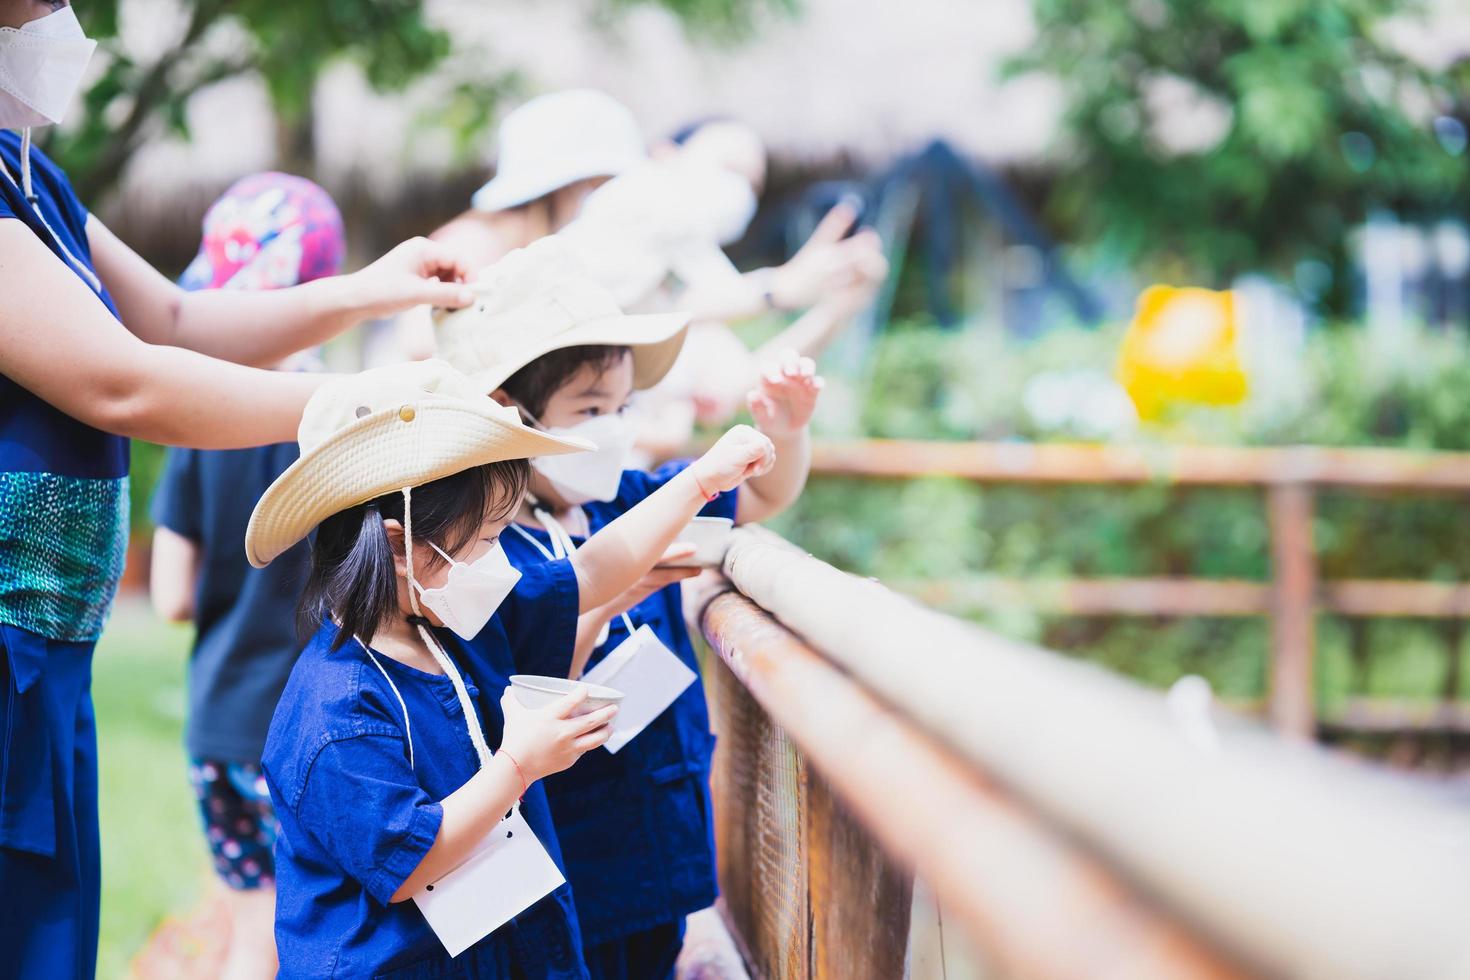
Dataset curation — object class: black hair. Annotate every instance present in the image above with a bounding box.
[299,460,530,648]
[499,344,632,420]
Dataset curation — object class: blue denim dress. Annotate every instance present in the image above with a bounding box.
[500,462,736,961]
[263,559,590,979]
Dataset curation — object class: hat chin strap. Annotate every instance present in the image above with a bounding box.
[402,486,494,770]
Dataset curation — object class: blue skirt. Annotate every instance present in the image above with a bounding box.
[0,625,101,980]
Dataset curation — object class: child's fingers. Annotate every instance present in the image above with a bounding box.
[747,390,776,429]
[778,348,801,376]
[572,705,618,735]
[574,725,613,751]
[551,686,591,719]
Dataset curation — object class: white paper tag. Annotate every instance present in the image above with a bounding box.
[582,624,697,754]
[412,807,565,957]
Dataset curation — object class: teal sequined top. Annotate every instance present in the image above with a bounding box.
[1,132,131,643]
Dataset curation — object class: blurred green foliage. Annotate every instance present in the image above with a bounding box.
[1010,0,1470,310]
[49,0,788,204]
[768,320,1470,709]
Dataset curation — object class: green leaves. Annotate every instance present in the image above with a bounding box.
[1015,0,1466,305]
[51,0,787,204]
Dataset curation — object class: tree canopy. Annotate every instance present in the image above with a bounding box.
[53,0,787,203]
[1010,0,1470,307]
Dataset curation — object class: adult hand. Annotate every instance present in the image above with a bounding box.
[343,237,477,321]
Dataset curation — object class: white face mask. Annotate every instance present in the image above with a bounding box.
[530,413,633,505]
[411,539,522,640]
[0,7,97,130]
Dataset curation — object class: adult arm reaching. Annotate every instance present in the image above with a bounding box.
[90,224,475,368]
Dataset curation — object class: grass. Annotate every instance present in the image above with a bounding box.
[94,600,208,979]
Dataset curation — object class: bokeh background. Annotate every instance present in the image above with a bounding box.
[41,0,1470,972]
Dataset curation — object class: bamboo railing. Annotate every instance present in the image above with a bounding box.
[695,526,1470,980]
[803,439,1470,738]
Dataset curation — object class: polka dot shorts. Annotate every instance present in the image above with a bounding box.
[188,759,278,891]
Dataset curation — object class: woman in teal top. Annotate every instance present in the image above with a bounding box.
[0,4,479,976]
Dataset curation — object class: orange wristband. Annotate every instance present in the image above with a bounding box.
[499,750,528,799]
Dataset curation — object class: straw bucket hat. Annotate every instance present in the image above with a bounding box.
[435,236,691,394]
[244,359,592,568]
[470,90,646,213]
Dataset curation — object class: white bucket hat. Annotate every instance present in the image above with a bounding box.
[470,90,646,213]
[245,360,591,568]
[435,237,691,394]
[557,158,754,308]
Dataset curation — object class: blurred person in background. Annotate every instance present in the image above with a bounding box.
[148,172,346,980]
[0,3,476,975]
[562,116,888,461]
[388,89,647,360]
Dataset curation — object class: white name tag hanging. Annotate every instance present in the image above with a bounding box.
[583,622,697,754]
[510,515,697,752]
[412,805,566,957]
[357,635,565,958]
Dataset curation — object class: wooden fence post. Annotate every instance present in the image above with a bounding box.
[1268,482,1317,737]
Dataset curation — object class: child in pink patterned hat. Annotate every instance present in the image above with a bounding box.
[148,172,346,980]
[180,171,346,292]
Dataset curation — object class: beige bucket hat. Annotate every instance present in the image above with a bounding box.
[245,359,592,568]
[434,237,691,394]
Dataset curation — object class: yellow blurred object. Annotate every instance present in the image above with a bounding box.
[1116,285,1248,421]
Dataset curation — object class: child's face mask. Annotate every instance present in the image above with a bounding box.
[530,413,633,505]
[411,539,522,639]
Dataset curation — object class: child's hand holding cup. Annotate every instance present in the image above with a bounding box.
[499,687,618,782]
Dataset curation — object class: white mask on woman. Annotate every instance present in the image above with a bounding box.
[530,413,633,505]
[0,7,97,130]
[411,540,522,640]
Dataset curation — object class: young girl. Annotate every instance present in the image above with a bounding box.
[436,238,822,979]
[248,358,774,978]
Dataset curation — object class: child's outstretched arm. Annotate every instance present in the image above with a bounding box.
[569,544,700,678]
[736,350,823,525]
[569,425,775,613]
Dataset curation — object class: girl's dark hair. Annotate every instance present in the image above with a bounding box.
[499,344,631,419]
[299,460,530,648]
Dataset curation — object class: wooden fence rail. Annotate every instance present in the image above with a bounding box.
[804,439,1470,738]
[697,526,1470,980]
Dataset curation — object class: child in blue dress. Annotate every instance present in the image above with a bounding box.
[248,358,776,979]
[437,238,822,979]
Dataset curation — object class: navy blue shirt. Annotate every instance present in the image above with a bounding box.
[263,558,587,979]
[151,442,308,761]
[500,460,737,945]
[0,132,130,643]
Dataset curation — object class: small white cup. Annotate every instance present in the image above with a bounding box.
[662,516,735,569]
[509,674,625,715]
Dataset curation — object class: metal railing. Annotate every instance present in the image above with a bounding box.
[802,438,1470,738]
[694,525,1470,980]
